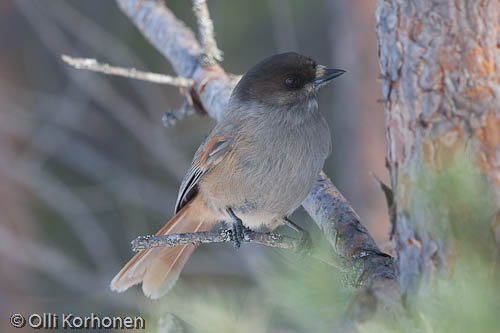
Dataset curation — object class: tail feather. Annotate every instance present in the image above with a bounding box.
[110,200,210,299]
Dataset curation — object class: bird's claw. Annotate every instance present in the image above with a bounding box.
[227,207,249,249]
[231,217,245,249]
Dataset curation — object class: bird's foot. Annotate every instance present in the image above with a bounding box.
[232,217,244,249]
[227,208,249,249]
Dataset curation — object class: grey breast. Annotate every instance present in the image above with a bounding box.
[226,101,331,216]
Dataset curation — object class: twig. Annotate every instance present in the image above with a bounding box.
[370,172,393,210]
[192,0,223,65]
[61,55,193,87]
[132,229,305,252]
[370,172,397,236]
[162,98,196,127]
[132,228,345,270]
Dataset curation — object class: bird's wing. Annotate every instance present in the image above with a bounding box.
[174,135,232,213]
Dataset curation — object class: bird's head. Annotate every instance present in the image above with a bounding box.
[231,52,345,108]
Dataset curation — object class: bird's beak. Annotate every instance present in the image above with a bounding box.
[314,65,345,86]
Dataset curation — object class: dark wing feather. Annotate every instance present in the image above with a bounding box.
[174,136,231,213]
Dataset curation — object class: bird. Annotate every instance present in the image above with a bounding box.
[110,52,345,299]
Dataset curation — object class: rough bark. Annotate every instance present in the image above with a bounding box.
[376,0,500,296]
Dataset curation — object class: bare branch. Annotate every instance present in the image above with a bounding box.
[116,0,232,121]
[191,0,223,65]
[61,55,193,87]
[13,2,190,181]
[132,228,344,270]
[162,97,196,127]
[132,229,305,252]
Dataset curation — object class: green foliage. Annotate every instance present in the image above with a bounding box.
[411,146,496,249]
[360,146,500,333]
[410,147,500,332]
[153,244,349,332]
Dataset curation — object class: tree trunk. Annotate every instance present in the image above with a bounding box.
[376,0,500,296]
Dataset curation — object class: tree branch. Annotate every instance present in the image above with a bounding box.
[191,0,223,65]
[116,0,231,121]
[114,0,400,325]
[131,229,305,253]
[61,55,193,87]
[302,172,396,287]
[132,228,344,271]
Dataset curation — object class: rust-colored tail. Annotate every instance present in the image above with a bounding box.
[110,199,211,299]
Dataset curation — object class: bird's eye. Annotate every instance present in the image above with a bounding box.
[285,76,302,89]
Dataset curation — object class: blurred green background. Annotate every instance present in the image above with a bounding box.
[0,0,391,331]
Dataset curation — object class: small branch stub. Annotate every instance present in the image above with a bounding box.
[162,98,196,127]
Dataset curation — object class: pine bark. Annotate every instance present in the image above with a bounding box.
[376,0,500,295]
